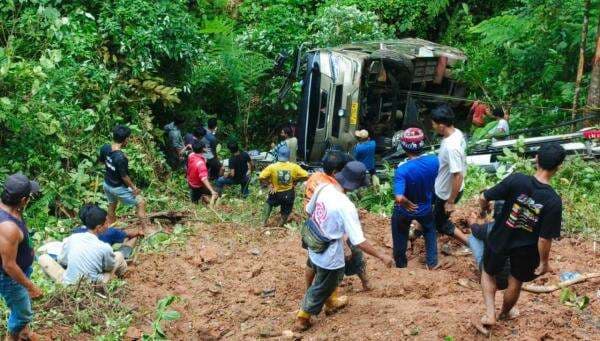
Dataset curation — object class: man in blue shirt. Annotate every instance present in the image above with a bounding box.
[391,128,439,269]
[352,130,376,175]
[71,226,142,246]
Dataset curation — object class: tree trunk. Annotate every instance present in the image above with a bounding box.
[585,20,600,127]
[571,0,590,127]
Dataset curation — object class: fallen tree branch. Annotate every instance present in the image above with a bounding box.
[123,210,191,223]
[523,272,600,293]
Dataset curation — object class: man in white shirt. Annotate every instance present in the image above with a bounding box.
[431,105,470,246]
[294,161,393,332]
[489,107,510,142]
[38,205,127,284]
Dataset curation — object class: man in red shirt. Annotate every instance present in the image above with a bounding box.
[187,141,218,205]
[470,100,491,128]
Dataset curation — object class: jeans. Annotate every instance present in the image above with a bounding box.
[468,234,485,270]
[215,176,249,197]
[0,267,33,335]
[301,260,344,315]
[391,209,438,268]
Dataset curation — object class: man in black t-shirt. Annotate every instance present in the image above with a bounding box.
[98,125,148,231]
[215,141,253,198]
[475,143,565,333]
[205,118,221,180]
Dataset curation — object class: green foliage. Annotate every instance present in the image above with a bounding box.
[142,295,181,340]
[0,2,171,236]
[98,0,204,75]
[194,15,274,146]
[452,0,600,130]
[560,288,590,310]
[309,5,392,47]
[237,0,318,56]
[26,275,132,339]
[324,0,451,38]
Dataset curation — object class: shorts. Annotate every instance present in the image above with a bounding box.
[483,245,539,283]
[190,186,212,203]
[103,182,139,206]
[0,267,33,334]
[267,189,295,216]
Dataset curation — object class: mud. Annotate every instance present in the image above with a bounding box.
[114,209,600,340]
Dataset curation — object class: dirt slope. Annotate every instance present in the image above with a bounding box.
[122,211,600,340]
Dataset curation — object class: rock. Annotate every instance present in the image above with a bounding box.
[249,248,261,256]
[258,324,280,337]
[281,329,296,339]
[208,285,222,295]
[199,245,219,263]
[240,322,254,332]
[261,288,276,298]
[125,326,141,340]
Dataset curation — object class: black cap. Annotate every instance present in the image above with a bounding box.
[3,173,41,200]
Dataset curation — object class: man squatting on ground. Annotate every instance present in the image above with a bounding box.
[216,141,253,198]
[430,105,470,246]
[477,143,565,331]
[259,145,308,226]
[295,161,394,331]
[187,140,219,205]
[38,205,128,285]
[99,125,149,232]
[0,174,43,341]
[304,151,371,294]
[391,128,439,269]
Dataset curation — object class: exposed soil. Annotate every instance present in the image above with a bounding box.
[114,207,600,340]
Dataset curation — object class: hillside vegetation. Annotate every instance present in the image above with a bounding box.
[1,0,599,237]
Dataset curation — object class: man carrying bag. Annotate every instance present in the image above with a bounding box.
[295,161,393,332]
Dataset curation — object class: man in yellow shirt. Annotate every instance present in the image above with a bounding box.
[259,145,308,226]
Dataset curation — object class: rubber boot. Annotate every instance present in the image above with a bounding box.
[324,288,348,315]
[262,204,273,226]
[293,310,312,332]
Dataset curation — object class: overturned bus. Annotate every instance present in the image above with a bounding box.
[291,38,467,162]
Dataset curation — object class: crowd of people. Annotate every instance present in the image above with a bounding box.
[0,104,566,339]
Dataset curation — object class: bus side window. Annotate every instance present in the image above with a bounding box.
[317,90,328,129]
